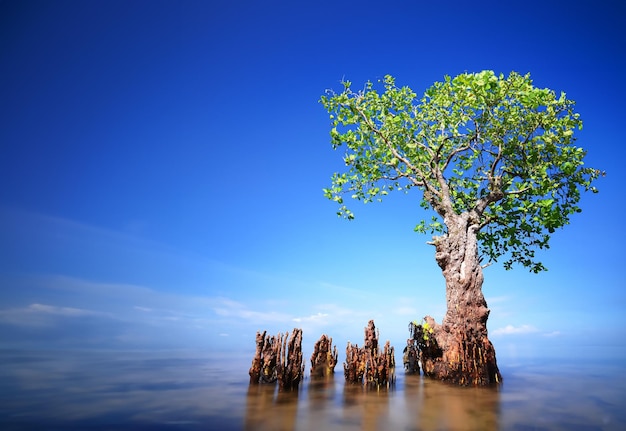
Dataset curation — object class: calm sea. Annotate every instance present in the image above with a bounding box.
[0,349,624,430]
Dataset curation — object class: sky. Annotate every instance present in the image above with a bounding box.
[1,0,625,363]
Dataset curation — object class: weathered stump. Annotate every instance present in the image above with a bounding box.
[276,328,305,391]
[343,320,395,388]
[249,331,264,384]
[249,328,304,390]
[365,340,395,387]
[403,336,420,374]
[249,330,280,384]
[364,319,378,351]
[404,320,438,374]
[310,334,338,378]
[344,341,366,383]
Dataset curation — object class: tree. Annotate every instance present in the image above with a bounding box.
[320,71,603,385]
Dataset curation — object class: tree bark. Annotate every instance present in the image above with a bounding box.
[276,328,305,391]
[310,334,339,378]
[343,320,395,388]
[248,329,304,390]
[423,212,502,386]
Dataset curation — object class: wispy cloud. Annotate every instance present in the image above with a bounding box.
[212,297,292,324]
[485,295,510,304]
[27,303,108,317]
[292,312,329,323]
[0,303,111,327]
[492,324,539,336]
[37,275,164,303]
[542,330,561,337]
[492,323,563,338]
[394,306,417,316]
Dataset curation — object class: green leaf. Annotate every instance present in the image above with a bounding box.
[321,70,603,272]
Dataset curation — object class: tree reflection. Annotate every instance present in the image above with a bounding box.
[308,374,336,409]
[244,384,299,431]
[243,372,501,430]
[404,374,501,430]
[341,382,391,430]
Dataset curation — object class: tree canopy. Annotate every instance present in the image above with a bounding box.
[320,71,602,273]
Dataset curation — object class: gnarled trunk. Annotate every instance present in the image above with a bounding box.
[422,213,502,386]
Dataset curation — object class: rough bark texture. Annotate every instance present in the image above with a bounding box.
[404,322,424,374]
[403,338,420,374]
[343,320,395,388]
[249,328,305,390]
[423,213,502,386]
[310,334,339,378]
[276,328,305,391]
[249,330,278,384]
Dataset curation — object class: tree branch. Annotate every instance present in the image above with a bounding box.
[350,102,441,203]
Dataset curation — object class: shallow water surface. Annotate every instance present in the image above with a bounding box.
[0,350,624,430]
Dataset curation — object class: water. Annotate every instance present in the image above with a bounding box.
[1,349,624,430]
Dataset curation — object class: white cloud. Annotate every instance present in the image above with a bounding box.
[0,303,111,327]
[28,303,106,317]
[292,312,329,323]
[39,275,160,302]
[485,295,510,304]
[542,331,561,337]
[394,306,417,316]
[492,324,539,336]
[212,297,292,324]
[492,324,562,338]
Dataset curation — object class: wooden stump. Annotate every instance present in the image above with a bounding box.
[343,320,395,388]
[249,328,304,391]
[343,341,366,383]
[403,336,420,374]
[249,330,280,384]
[276,328,305,391]
[310,334,338,378]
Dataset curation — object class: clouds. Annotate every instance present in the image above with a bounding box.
[26,303,105,318]
[0,270,417,353]
[0,275,224,349]
[0,300,130,349]
[0,303,111,328]
[212,297,292,324]
[492,324,539,336]
[0,273,367,350]
[0,207,591,358]
[292,312,329,323]
[492,324,562,338]
[0,206,449,353]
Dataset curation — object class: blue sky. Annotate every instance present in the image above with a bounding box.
[1,0,625,362]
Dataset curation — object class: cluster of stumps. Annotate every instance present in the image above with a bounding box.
[249,319,430,391]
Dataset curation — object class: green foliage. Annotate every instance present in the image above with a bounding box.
[320,71,603,272]
[409,319,434,343]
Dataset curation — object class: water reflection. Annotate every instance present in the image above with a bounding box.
[404,374,500,430]
[341,382,392,431]
[244,384,299,431]
[243,372,498,430]
[1,350,625,430]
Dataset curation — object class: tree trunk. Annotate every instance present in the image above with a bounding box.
[422,212,502,386]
